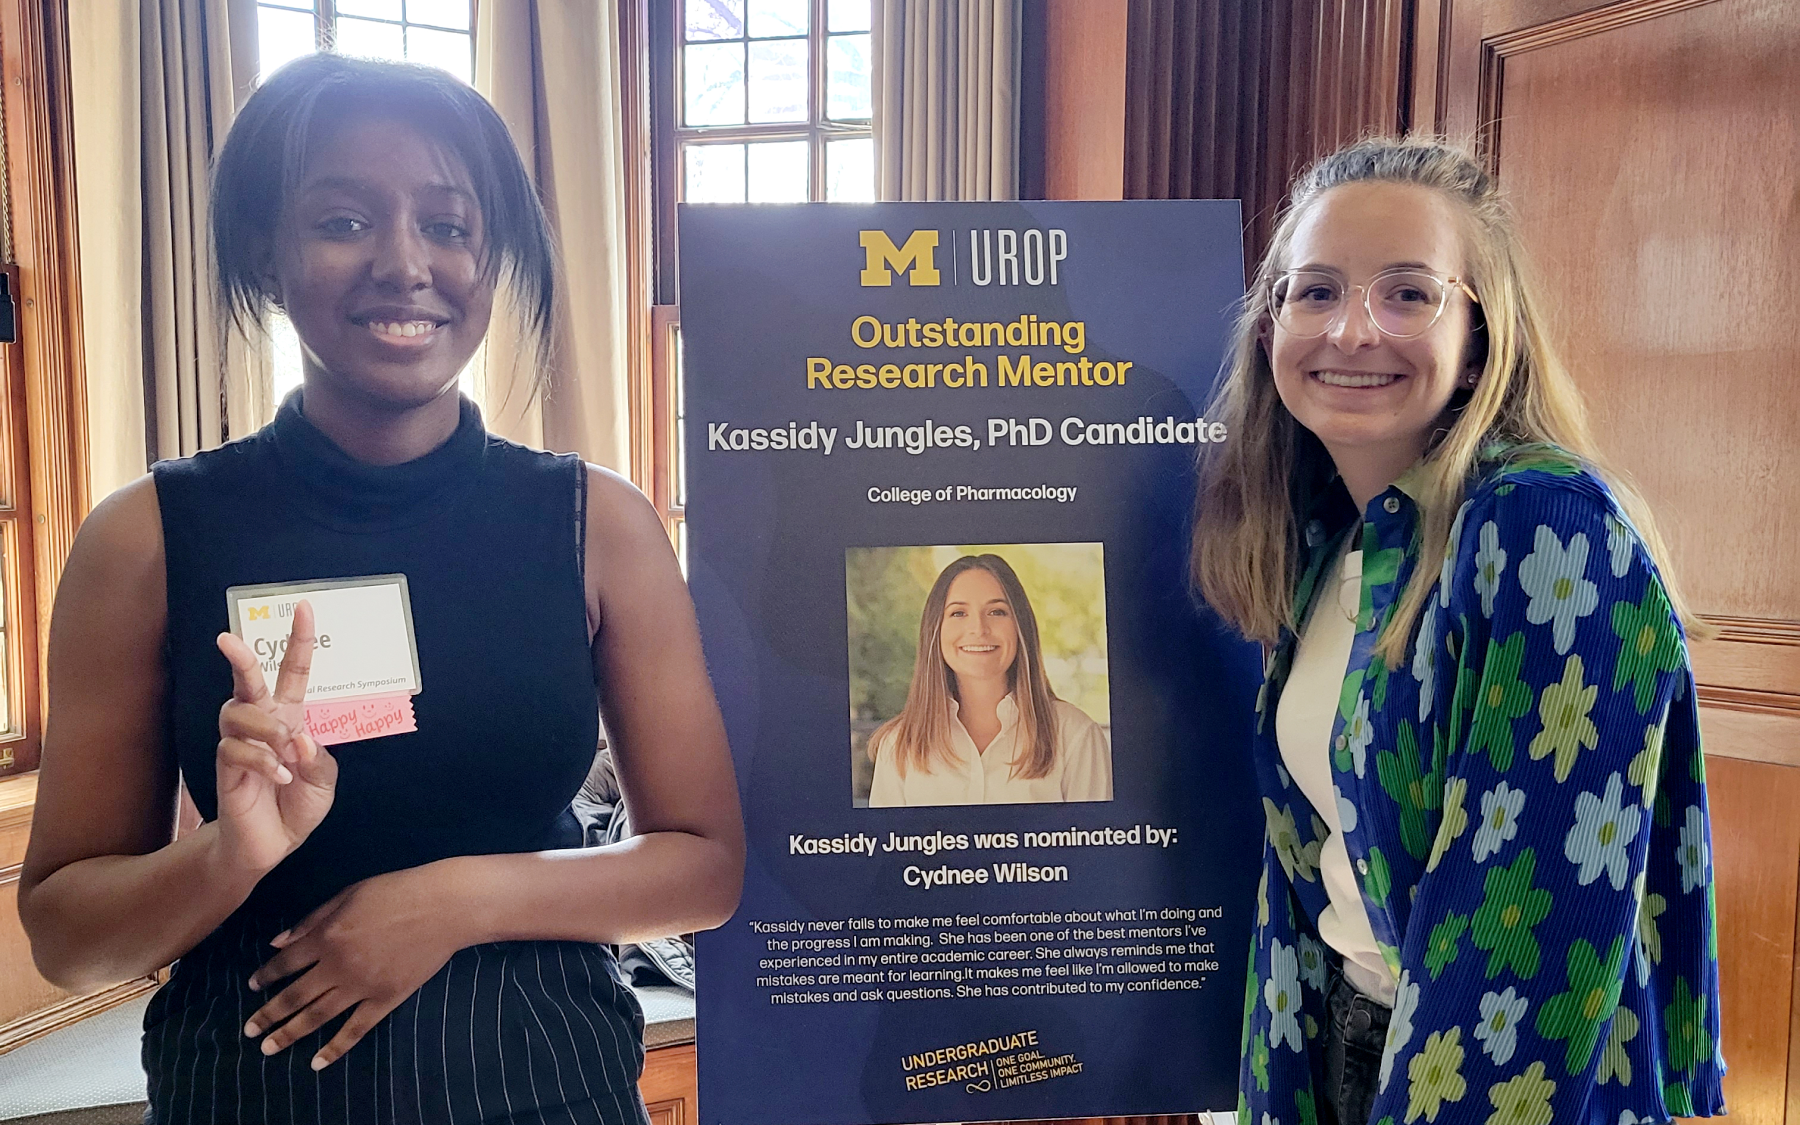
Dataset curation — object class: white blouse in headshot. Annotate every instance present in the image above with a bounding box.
[868,694,1113,807]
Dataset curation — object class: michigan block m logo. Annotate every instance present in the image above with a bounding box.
[246,605,271,621]
[859,230,940,287]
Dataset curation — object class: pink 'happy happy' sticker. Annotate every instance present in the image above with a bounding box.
[304,693,418,746]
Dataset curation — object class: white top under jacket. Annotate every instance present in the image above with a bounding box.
[868,694,1113,807]
[1274,545,1398,1006]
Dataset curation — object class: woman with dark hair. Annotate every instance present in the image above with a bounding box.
[869,554,1111,807]
[1195,136,1721,1125]
[18,55,743,1124]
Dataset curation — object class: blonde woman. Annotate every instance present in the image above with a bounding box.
[869,554,1111,807]
[1194,137,1722,1125]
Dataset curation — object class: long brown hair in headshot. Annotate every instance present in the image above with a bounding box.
[1191,134,1708,666]
[874,554,1060,780]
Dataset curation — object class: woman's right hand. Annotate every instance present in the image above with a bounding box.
[212,601,338,875]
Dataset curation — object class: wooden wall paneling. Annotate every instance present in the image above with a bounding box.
[1122,1,1154,198]
[1146,0,1176,199]
[1474,0,1800,620]
[1273,0,1320,253]
[1193,1,1219,199]
[1042,0,1128,201]
[1701,753,1800,1124]
[1314,0,1347,143]
[640,1043,697,1125]
[1222,0,1258,204]
[1692,620,1800,771]
[1699,708,1800,774]
[0,777,58,1035]
[1122,0,1408,262]
[1691,622,1800,725]
[1410,0,1446,132]
[0,777,158,1053]
[1254,0,1298,254]
[1433,0,1483,137]
[0,775,35,874]
[1434,0,1800,1119]
[1792,870,1800,1125]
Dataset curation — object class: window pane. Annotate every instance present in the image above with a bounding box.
[257,6,318,80]
[674,324,686,507]
[0,525,11,732]
[746,0,807,38]
[827,34,872,120]
[829,0,870,32]
[407,26,472,83]
[336,0,400,17]
[0,525,7,738]
[335,16,407,61]
[458,342,483,405]
[685,0,744,41]
[747,39,806,123]
[827,136,875,201]
[747,140,808,202]
[685,143,746,202]
[405,0,471,31]
[0,617,10,736]
[271,311,306,407]
[684,42,745,126]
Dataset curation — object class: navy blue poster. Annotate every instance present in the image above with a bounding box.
[684,201,1262,1125]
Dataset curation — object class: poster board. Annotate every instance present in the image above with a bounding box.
[683,201,1261,1125]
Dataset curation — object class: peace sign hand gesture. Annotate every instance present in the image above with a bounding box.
[213,601,338,876]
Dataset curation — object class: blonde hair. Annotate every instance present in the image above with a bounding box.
[1192,135,1707,665]
[873,555,1060,780]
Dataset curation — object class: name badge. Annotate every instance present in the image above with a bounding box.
[226,574,422,746]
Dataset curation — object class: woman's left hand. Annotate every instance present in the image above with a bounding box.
[243,864,463,1069]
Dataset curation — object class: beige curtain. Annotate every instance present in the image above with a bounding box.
[141,0,266,460]
[475,2,632,472]
[873,0,1022,201]
[72,0,262,502]
[70,1,145,501]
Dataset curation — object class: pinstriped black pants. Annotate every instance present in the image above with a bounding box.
[142,916,652,1125]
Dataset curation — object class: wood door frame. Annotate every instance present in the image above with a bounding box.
[1,0,88,718]
[1436,0,1722,156]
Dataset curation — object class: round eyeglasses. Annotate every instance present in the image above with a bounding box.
[1269,267,1479,340]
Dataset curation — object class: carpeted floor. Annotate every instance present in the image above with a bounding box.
[0,995,148,1123]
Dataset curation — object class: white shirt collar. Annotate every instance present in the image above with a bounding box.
[950,691,1021,727]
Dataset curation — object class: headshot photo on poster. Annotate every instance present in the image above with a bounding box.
[847,542,1112,808]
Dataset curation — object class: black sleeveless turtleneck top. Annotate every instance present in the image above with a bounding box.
[144,396,648,1125]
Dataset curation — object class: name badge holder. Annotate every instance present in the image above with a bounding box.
[227,574,423,745]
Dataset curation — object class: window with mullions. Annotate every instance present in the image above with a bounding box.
[679,0,875,203]
[645,1,874,560]
[257,1,474,85]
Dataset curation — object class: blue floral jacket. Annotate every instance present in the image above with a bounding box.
[1239,451,1726,1125]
